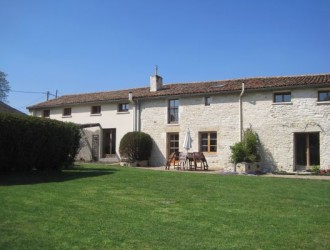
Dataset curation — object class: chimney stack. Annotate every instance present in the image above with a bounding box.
[150,66,163,92]
[128,92,133,102]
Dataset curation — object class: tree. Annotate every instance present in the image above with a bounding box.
[0,71,10,102]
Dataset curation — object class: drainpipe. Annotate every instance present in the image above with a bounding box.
[130,94,140,132]
[136,100,141,132]
[239,83,245,142]
[128,92,136,131]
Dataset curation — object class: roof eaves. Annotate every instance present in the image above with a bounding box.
[28,97,131,110]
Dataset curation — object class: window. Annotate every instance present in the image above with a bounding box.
[200,132,217,153]
[318,91,330,102]
[168,133,179,157]
[63,107,72,116]
[205,96,211,106]
[42,110,50,118]
[168,99,179,124]
[91,105,101,114]
[118,103,129,112]
[274,92,291,103]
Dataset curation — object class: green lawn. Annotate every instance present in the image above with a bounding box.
[0,164,329,250]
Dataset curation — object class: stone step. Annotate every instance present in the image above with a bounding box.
[99,157,119,164]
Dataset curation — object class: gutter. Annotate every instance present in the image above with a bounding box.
[239,83,245,142]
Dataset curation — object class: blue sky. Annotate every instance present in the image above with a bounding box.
[1,0,329,113]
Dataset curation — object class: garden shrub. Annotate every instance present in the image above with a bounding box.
[230,142,246,165]
[230,128,260,165]
[311,165,320,175]
[0,113,81,172]
[119,131,153,162]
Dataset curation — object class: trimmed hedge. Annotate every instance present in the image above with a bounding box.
[0,113,81,171]
[119,132,153,162]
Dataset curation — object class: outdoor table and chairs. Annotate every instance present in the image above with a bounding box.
[165,128,208,171]
[166,151,209,171]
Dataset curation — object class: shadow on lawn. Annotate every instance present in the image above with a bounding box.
[0,165,119,186]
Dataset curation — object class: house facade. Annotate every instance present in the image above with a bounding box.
[28,73,330,172]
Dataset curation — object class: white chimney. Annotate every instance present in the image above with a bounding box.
[150,66,163,92]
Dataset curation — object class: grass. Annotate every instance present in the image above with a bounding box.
[0,164,329,249]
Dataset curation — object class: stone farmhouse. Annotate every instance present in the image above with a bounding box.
[28,73,330,172]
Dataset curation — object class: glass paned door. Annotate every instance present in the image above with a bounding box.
[167,133,179,157]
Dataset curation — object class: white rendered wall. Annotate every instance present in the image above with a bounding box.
[33,102,134,160]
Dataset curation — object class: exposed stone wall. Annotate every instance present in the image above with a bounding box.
[140,99,168,166]
[141,88,330,171]
[243,88,330,172]
[140,94,241,169]
[77,127,100,161]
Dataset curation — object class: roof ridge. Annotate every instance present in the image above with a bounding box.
[164,73,330,85]
[59,86,150,97]
[57,73,330,97]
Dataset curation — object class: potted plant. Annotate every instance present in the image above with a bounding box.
[230,128,260,173]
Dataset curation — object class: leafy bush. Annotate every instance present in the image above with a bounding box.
[243,128,259,162]
[311,165,320,175]
[230,142,246,165]
[230,128,260,165]
[119,132,153,162]
[0,113,81,172]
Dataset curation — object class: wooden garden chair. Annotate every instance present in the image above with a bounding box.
[165,152,179,170]
[193,152,209,171]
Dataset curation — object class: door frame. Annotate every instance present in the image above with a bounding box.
[102,128,116,158]
[167,132,179,159]
[294,132,320,171]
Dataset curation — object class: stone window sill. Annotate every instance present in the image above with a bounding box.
[90,114,102,116]
[167,123,179,126]
[317,101,330,105]
[62,115,72,118]
[117,111,130,114]
[202,152,217,157]
[272,102,293,105]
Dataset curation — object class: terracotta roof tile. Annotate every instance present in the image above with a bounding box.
[28,73,330,109]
